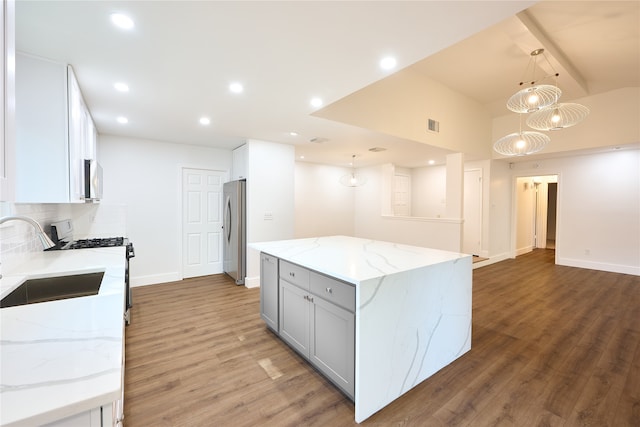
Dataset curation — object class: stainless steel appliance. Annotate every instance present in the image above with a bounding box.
[222,179,246,285]
[49,219,135,325]
[82,159,103,201]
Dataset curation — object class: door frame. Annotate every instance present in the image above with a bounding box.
[178,164,229,280]
[510,172,561,265]
[463,168,483,256]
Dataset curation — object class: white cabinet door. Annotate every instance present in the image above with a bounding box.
[231,144,247,180]
[67,65,96,202]
[1,0,15,202]
[67,66,83,202]
[279,279,310,356]
[15,53,69,202]
[260,253,279,331]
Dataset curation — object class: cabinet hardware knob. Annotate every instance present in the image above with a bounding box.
[326,287,333,294]
[290,272,295,277]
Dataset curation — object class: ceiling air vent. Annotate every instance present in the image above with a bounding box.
[368,147,386,152]
[309,137,328,144]
[427,118,440,133]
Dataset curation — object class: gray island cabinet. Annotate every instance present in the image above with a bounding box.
[260,253,355,397]
[252,236,472,423]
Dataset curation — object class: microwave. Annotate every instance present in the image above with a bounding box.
[83,159,103,201]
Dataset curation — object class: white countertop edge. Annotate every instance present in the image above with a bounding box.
[250,236,470,284]
[0,247,126,426]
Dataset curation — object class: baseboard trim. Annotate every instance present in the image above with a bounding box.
[131,272,182,287]
[516,246,533,256]
[472,252,512,269]
[244,275,260,289]
[557,257,640,276]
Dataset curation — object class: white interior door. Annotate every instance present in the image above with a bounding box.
[182,168,224,278]
[463,169,482,256]
[393,173,411,216]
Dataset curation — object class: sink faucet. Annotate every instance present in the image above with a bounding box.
[0,216,56,250]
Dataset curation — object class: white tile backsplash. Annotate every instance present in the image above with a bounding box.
[0,202,126,275]
[0,203,70,273]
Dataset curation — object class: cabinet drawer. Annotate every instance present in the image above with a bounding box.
[279,260,310,289]
[310,272,355,312]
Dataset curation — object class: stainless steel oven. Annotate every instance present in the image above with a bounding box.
[49,219,135,325]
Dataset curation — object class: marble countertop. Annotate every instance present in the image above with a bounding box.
[0,248,126,426]
[249,235,469,284]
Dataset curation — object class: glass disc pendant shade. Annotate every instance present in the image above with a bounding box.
[339,171,367,187]
[493,131,550,156]
[339,154,367,187]
[526,103,590,131]
[506,84,561,113]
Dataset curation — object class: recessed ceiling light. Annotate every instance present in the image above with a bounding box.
[289,131,299,136]
[380,56,397,70]
[229,82,244,94]
[300,155,305,160]
[428,160,435,165]
[310,97,323,108]
[117,116,128,124]
[113,82,129,92]
[199,117,211,125]
[110,13,134,30]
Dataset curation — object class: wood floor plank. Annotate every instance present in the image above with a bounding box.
[124,250,640,426]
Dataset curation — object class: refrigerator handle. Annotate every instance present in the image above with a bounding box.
[225,198,232,243]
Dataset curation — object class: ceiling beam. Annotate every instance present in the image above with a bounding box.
[513,10,589,98]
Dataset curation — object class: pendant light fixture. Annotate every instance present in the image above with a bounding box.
[506,49,560,113]
[526,102,590,131]
[494,48,589,156]
[494,114,550,156]
[339,155,367,187]
[507,84,560,113]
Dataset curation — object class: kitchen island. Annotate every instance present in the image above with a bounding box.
[0,248,126,426]
[250,236,472,423]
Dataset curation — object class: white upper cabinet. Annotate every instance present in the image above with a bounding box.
[1,0,16,202]
[15,53,97,203]
[67,65,96,201]
[231,144,247,180]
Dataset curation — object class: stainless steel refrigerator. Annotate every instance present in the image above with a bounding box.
[223,179,246,285]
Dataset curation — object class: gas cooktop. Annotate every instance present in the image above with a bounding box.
[67,237,126,249]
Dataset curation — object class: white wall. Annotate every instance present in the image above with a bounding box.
[99,134,232,286]
[515,177,536,255]
[315,67,493,159]
[245,139,295,287]
[493,149,640,275]
[294,162,355,238]
[487,160,512,262]
[354,165,462,252]
[411,165,446,218]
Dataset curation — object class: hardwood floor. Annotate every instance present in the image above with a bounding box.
[124,249,640,426]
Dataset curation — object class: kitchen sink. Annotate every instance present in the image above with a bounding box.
[0,272,104,308]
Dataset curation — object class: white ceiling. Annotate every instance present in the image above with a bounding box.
[15,1,639,169]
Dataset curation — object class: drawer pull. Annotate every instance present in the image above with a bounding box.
[326,287,333,294]
[290,272,295,278]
